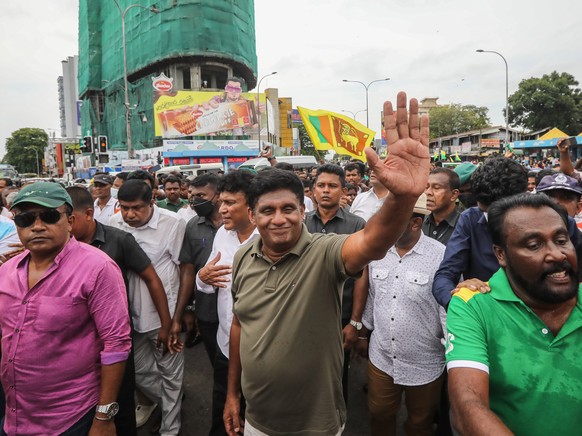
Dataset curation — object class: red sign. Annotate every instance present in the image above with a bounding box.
[164,158,170,165]
[154,81,172,92]
[152,73,174,92]
[173,158,191,165]
[227,157,248,163]
[481,138,500,147]
[198,158,222,164]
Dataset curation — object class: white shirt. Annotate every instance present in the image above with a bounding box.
[176,206,197,223]
[364,233,447,386]
[0,208,12,219]
[0,215,19,255]
[108,205,186,332]
[196,226,259,358]
[304,196,314,212]
[93,196,117,224]
[349,189,386,221]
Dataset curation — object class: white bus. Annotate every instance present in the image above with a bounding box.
[155,163,224,179]
[238,156,318,172]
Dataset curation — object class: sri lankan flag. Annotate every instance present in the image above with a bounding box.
[297,107,375,162]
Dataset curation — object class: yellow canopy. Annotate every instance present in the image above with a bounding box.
[539,127,568,140]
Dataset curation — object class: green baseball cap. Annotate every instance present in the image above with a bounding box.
[454,162,478,185]
[10,182,73,210]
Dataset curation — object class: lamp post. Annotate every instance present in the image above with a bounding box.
[26,147,40,176]
[256,72,277,151]
[113,1,160,159]
[341,109,367,120]
[476,49,509,147]
[342,78,390,128]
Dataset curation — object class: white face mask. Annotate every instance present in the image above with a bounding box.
[110,187,119,199]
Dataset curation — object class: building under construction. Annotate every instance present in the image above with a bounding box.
[78,0,258,152]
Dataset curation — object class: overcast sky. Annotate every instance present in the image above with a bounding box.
[1,0,581,158]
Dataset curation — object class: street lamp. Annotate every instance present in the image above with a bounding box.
[256,71,277,151]
[341,109,367,120]
[26,147,40,176]
[476,49,509,147]
[113,1,160,159]
[342,78,390,128]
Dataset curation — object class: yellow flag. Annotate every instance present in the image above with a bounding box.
[297,107,375,162]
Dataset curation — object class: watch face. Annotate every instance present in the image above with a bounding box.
[108,402,120,417]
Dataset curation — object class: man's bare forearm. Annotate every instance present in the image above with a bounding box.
[97,361,126,405]
[451,398,513,435]
[227,317,242,399]
[449,368,513,435]
[140,265,171,326]
[560,150,575,176]
[343,193,417,275]
[350,271,369,323]
[364,193,416,259]
[174,263,195,322]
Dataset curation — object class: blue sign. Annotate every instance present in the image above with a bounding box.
[512,136,581,149]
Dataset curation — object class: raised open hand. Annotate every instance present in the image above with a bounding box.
[365,92,430,197]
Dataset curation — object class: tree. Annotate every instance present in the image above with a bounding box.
[508,71,582,134]
[297,124,316,156]
[2,128,48,174]
[429,104,490,139]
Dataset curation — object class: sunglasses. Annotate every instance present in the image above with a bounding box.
[225,85,242,93]
[14,209,66,228]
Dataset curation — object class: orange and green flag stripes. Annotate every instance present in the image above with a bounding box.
[297,107,375,162]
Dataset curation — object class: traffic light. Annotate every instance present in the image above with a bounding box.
[98,136,108,154]
[82,136,92,153]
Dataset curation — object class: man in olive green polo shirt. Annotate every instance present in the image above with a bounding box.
[223,92,432,436]
[446,193,582,435]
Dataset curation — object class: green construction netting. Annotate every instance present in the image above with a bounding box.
[79,0,257,94]
[78,0,257,151]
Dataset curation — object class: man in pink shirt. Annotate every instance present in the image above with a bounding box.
[0,182,131,435]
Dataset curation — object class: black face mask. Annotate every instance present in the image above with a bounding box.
[191,197,214,217]
[458,193,477,209]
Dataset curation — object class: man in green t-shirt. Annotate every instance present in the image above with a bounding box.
[157,175,188,213]
[446,192,582,435]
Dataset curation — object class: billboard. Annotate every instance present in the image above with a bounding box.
[154,89,266,138]
[480,138,500,147]
[162,139,260,153]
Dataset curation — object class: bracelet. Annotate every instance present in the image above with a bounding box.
[94,415,113,422]
[357,337,368,340]
[185,305,194,312]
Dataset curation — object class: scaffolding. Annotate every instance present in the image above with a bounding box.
[78,0,258,149]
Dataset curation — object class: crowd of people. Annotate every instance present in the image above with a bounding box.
[0,92,580,435]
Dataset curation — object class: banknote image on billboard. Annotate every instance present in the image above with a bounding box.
[154,86,266,138]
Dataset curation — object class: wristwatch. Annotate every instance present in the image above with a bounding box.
[349,319,363,331]
[95,402,119,421]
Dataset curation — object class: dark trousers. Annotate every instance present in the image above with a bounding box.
[210,350,229,436]
[1,406,95,436]
[343,348,350,405]
[198,319,219,368]
[115,345,137,436]
[435,371,453,436]
[341,318,351,406]
[210,350,245,436]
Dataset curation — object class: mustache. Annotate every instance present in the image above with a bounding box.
[542,261,575,277]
